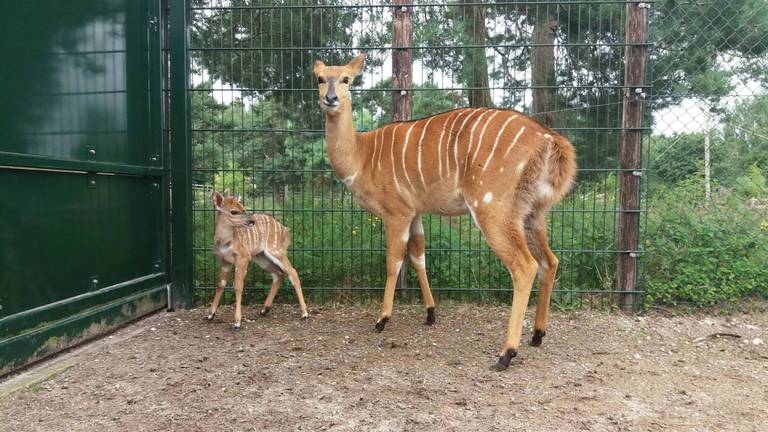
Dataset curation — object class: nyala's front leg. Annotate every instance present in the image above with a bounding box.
[232,258,249,330]
[208,264,230,320]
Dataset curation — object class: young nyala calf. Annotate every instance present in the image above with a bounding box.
[210,192,308,329]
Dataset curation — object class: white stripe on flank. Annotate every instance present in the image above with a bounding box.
[444,109,469,178]
[436,114,450,179]
[371,128,381,170]
[471,110,501,167]
[453,109,483,185]
[377,126,388,170]
[465,109,494,173]
[271,219,278,249]
[390,124,403,193]
[416,116,436,190]
[503,126,526,158]
[482,115,517,171]
[402,122,418,190]
[254,218,262,249]
[246,226,254,250]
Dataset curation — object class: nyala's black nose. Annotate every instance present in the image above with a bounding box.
[325,95,339,104]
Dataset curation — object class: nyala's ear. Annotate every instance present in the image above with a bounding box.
[235,194,242,203]
[346,52,366,77]
[313,60,325,76]
[212,191,223,210]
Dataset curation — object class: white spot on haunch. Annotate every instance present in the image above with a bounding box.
[473,200,478,207]
[517,162,526,174]
[537,180,554,198]
[410,253,426,269]
[499,167,504,173]
[342,172,357,186]
[483,192,493,204]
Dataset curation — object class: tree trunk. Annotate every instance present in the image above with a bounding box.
[392,1,413,121]
[460,1,493,107]
[531,6,557,127]
[392,0,413,291]
[617,2,650,312]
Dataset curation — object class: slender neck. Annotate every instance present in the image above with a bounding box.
[324,106,361,178]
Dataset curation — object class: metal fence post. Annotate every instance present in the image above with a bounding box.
[170,0,193,309]
[392,1,413,292]
[617,1,650,311]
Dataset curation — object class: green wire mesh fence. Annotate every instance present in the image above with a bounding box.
[185,0,649,308]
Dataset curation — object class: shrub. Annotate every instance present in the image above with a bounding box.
[643,176,768,306]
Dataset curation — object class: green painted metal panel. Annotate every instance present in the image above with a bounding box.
[0,0,161,171]
[0,285,167,376]
[0,0,169,375]
[0,169,164,318]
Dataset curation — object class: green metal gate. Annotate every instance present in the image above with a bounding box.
[0,0,173,375]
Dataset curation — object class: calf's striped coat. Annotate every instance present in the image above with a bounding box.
[210,192,308,329]
[315,54,576,370]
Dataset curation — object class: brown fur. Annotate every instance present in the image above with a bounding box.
[314,54,576,369]
[210,192,308,328]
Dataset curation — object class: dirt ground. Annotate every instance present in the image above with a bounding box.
[1,302,767,432]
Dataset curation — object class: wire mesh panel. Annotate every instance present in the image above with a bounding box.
[644,0,768,306]
[187,1,647,307]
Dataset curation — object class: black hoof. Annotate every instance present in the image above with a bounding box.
[233,323,241,331]
[530,330,546,347]
[425,307,436,326]
[206,313,215,321]
[374,317,389,333]
[491,348,517,371]
[301,313,309,320]
[259,307,270,317]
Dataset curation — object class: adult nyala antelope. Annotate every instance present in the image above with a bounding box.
[314,54,576,370]
[210,192,308,329]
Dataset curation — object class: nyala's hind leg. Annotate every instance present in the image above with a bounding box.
[282,258,308,319]
[525,211,559,347]
[260,272,283,316]
[208,264,230,320]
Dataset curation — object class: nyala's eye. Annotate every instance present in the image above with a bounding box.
[317,77,326,84]
[230,210,240,215]
[341,76,350,84]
